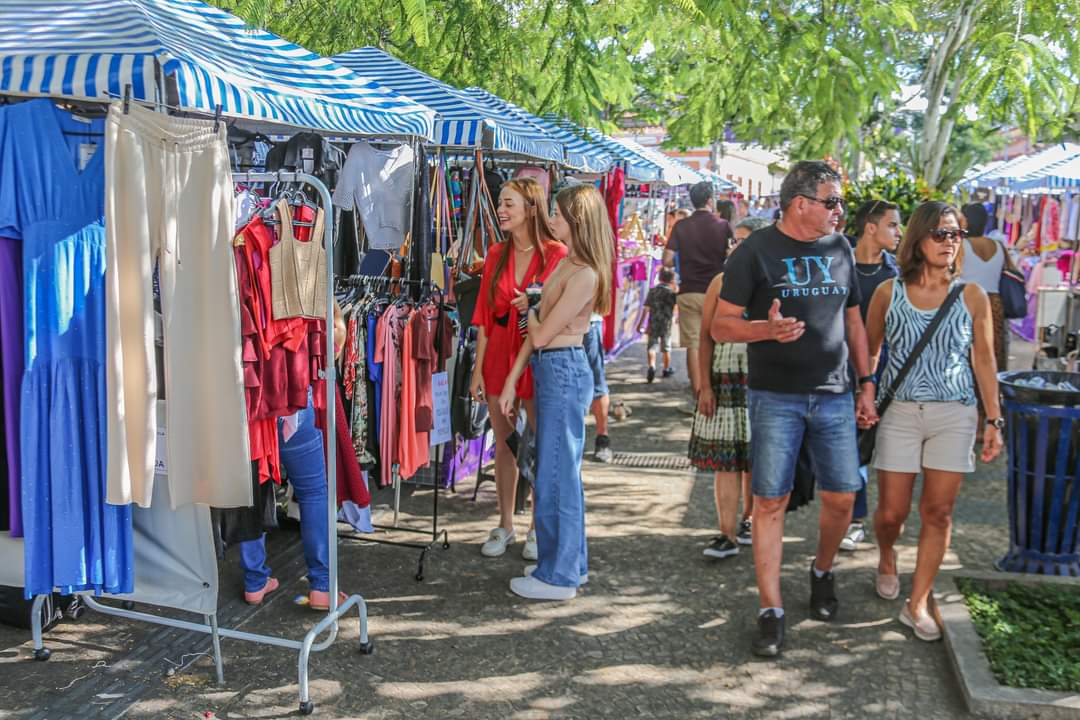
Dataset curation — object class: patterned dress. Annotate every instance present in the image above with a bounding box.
[688,341,751,472]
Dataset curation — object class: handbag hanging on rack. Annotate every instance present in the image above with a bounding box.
[858,283,966,466]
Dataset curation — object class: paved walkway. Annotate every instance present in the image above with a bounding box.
[0,339,1014,719]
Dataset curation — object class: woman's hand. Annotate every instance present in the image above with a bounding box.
[981,426,1004,463]
[498,387,517,420]
[510,289,529,313]
[469,369,486,403]
[697,386,716,418]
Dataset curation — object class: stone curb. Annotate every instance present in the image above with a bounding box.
[939,572,1080,719]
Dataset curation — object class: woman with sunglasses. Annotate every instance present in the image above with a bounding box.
[863,201,1003,642]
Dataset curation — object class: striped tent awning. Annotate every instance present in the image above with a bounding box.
[0,0,436,138]
[699,168,739,192]
[533,114,613,174]
[333,48,564,163]
[616,138,704,187]
[579,129,662,182]
[975,144,1080,190]
[461,87,600,171]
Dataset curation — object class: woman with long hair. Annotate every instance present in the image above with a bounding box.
[497,184,613,600]
[864,201,1003,641]
[691,216,771,559]
[470,178,567,560]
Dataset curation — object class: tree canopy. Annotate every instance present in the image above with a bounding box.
[215,0,1080,189]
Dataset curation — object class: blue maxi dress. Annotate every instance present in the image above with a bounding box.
[0,99,134,598]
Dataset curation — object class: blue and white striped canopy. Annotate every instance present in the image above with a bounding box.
[334,47,563,162]
[0,0,437,138]
[617,138,705,187]
[460,87,601,171]
[971,144,1080,190]
[529,114,613,174]
[577,130,662,182]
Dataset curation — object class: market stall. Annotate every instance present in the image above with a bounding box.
[964,144,1080,351]
[0,0,443,712]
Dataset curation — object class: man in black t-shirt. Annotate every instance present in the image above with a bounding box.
[714,161,878,658]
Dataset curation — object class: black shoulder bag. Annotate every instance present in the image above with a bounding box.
[858,283,966,466]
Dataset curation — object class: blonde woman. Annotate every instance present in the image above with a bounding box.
[498,184,613,601]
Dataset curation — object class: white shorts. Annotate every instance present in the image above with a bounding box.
[872,400,978,474]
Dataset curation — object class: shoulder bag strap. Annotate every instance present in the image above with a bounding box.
[876,283,965,414]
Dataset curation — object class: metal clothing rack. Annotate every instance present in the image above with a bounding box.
[335,273,450,581]
[29,171,370,717]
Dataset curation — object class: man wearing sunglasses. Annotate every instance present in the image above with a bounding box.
[712,160,877,658]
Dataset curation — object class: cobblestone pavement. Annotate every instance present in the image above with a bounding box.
[0,339,1019,719]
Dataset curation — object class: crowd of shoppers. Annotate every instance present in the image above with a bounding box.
[458,161,1005,664]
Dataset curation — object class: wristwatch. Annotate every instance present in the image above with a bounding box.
[986,417,1005,430]
[857,375,876,386]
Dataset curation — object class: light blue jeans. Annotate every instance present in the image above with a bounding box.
[530,346,592,587]
[239,398,329,593]
[748,389,862,498]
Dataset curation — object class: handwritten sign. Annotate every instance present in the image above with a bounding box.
[430,371,451,447]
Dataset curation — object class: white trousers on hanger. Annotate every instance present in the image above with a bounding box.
[104,103,251,510]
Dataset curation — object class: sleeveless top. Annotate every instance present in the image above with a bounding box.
[880,281,976,405]
[959,238,1003,293]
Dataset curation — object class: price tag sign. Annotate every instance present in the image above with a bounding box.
[430,371,452,447]
[154,426,168,475]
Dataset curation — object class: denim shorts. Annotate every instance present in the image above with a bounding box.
[748,389,862,498]
[582,320,609,399]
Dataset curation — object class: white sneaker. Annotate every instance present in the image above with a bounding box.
[509,575,576,601]
[481,527,515,557]
[839,522,866,552]
[524,564,588,585]
[522,529,538,561]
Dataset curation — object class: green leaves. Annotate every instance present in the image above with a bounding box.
[210,0,1080,190]
[958,578,1080,694]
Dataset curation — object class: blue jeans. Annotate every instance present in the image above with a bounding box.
[582,320,609,399]
[239,399,329,593]
[530,347,592,587]
[748,389,862,498]
[853,466,869,520]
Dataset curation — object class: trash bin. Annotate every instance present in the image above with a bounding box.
[996,371,1080,576]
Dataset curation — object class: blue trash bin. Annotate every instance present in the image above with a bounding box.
[996,371,1080,576]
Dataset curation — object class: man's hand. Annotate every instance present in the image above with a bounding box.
[855,387,878,429]
[767,299,805,343]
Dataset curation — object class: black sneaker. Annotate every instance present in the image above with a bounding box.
[736,519,753,546]
[809,560,839,621]
[662,367,675,378]
[594,435,613,464]
[703,535,739,559]
[647,366,656,383]
[752,610,785,657]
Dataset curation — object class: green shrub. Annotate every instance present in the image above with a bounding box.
[843,170,946,236]
[958,578,1080,693]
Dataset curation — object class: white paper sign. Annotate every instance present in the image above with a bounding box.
[154,426,168,475]
[430,371,451,447]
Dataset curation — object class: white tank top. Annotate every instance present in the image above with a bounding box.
[960,238,1004,293]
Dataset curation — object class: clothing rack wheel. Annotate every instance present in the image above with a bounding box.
[33,648,51,662]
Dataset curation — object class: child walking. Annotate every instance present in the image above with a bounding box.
[642,267,678,382]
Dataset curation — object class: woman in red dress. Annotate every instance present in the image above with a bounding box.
[470,177,568,559]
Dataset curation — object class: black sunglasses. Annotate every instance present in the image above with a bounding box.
[798,193,844,210]
[929,228,967,243]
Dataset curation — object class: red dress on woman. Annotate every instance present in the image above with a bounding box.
[473,240,568,399]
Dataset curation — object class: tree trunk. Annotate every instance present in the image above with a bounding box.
[918,0,984,188]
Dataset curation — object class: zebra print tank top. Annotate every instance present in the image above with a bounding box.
[880,281,976,405]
